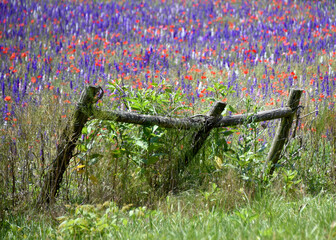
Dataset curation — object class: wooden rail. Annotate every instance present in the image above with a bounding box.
[92,107,294,129]
[39,86,303,204]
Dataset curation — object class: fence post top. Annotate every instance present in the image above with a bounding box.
[207,101,227,117]
[289,88,304,92]
[287,88,303,109]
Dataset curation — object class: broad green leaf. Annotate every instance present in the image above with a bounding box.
[222,130,235,136]
[152,125,159,132]
[76,144,87,152]
[142,156,159,165]
[135,139,148,150]
[82,127,88,134]
[214,156,223,169]
[227,104,236,113]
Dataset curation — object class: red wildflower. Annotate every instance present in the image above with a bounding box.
[10,53,15,60]
[4,96,11,102]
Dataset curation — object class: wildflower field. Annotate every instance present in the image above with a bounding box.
[1,0,336,239]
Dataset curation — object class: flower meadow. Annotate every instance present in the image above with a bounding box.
[1,0,336,212]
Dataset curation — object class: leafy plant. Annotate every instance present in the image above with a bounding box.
[219,96,268,188]
[57,202,120,239]
[282,169,302,194]
[207,82,236,102]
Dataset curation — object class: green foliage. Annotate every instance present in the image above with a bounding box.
[57,201,159,239]
[107,78,191,116]
[0,211,58,239]
[55,193,336,240]
[211,96,269,188]
[3,192,336,239]
[282,169,302,194]
[207,82,236,102]
[57,202,120,239]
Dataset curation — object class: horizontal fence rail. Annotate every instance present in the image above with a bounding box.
[93,107,294,129]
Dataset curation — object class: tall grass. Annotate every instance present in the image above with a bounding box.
[1,191,336,239]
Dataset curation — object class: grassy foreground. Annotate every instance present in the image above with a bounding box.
[1,191,336,240]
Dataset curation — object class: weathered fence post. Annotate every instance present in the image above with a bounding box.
[39,85,103,205]
[182,101,227,172]
[266,89,303,175]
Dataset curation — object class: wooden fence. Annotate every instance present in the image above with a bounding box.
[38,86,303,204]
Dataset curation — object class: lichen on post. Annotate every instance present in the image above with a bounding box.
[266,88,303,175]
[39,85,103,205]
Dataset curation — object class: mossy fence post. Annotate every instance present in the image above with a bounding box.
[38,85,103,205]
[266,89,303,175]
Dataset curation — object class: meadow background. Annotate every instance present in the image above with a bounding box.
[1,0,336,239]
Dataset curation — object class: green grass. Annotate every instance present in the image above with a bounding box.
[1,191,336,240]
